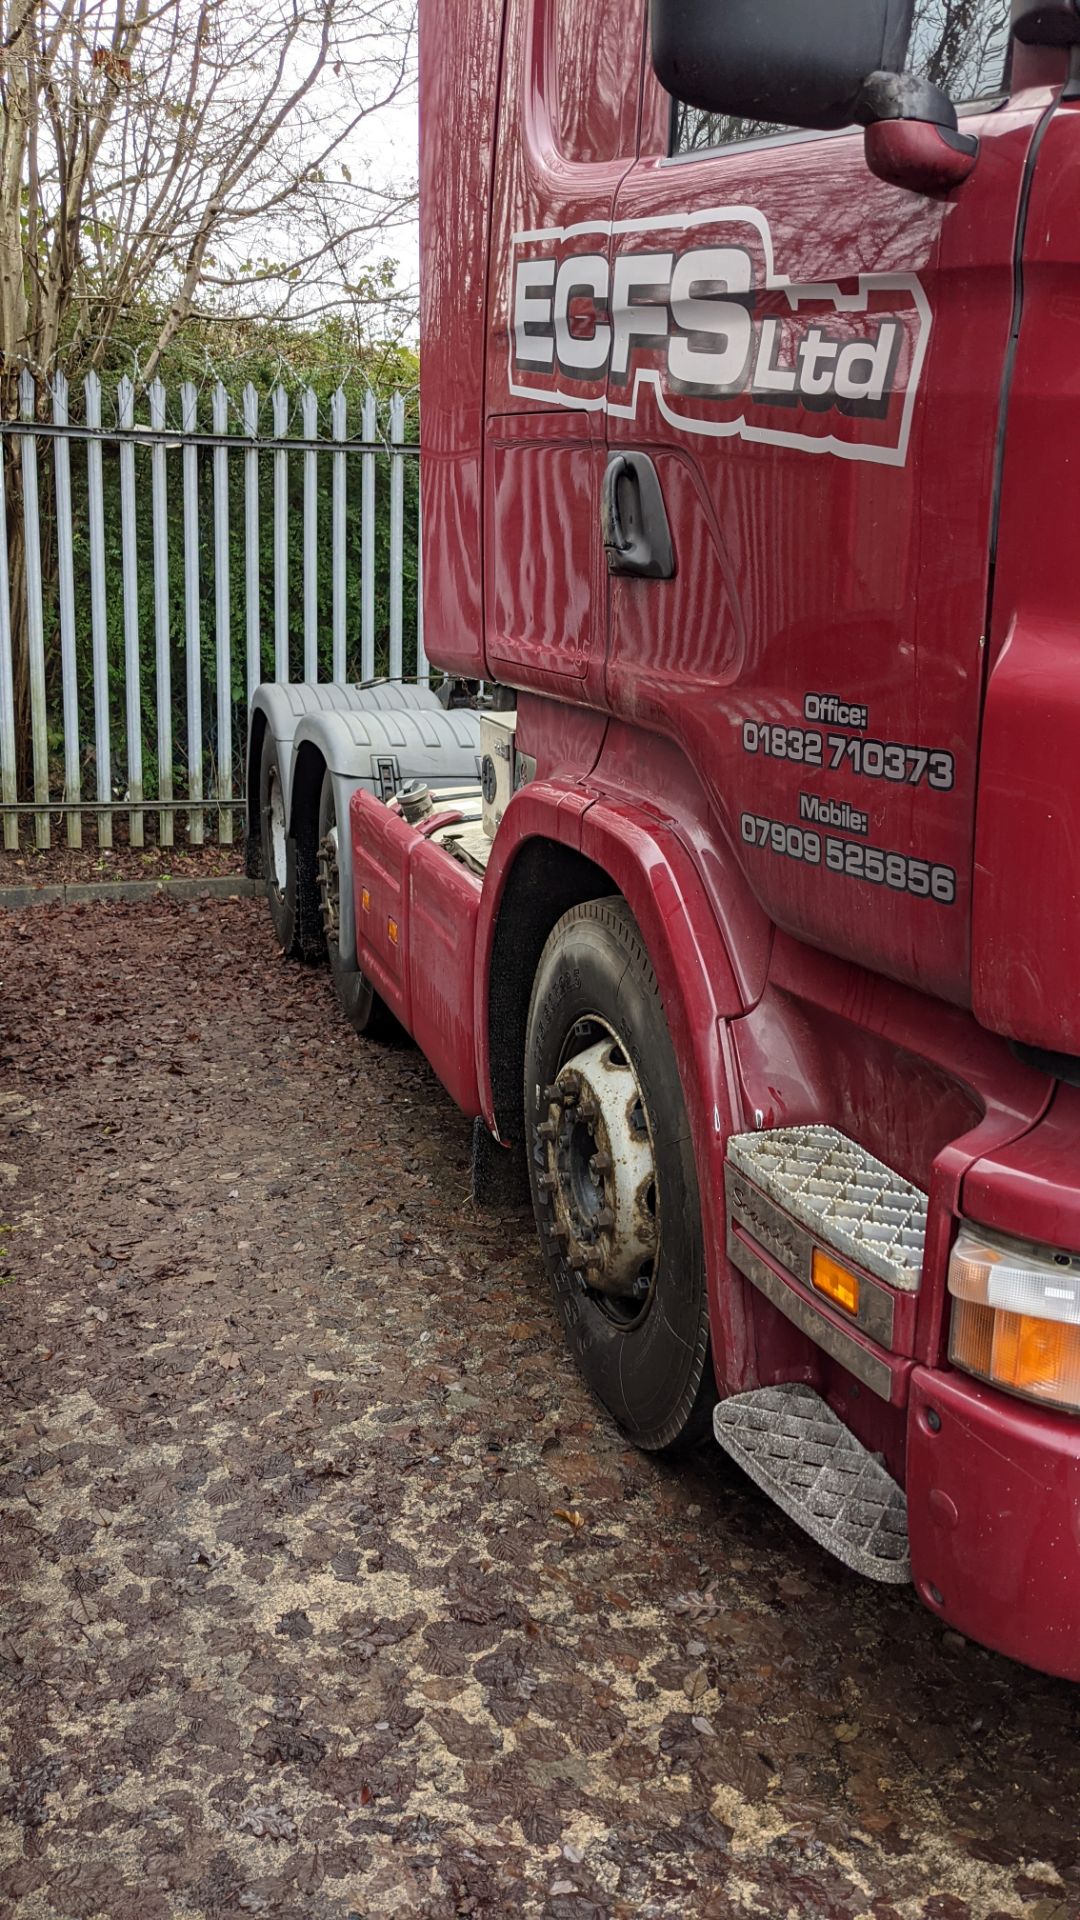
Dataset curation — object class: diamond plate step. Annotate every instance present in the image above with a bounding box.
[726,1125,927,1291]
[713,1384,911,1583]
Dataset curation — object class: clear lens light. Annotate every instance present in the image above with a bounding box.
[949,1223,1080,1326]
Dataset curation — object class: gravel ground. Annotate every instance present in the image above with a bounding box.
[1,828,243,889]
[0,894,1078,1920]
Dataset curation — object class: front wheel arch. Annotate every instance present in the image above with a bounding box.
[484,835,615,1153]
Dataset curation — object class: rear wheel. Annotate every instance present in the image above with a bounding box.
[259,733,298,953]
[524,897,715,1454]
[316,770,396,1038]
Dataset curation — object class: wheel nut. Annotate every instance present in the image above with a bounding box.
[538,1173,556,1193]
[595,1207,614,1229]
[590,1151,612,1173]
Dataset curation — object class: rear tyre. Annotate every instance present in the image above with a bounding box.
[317,770,396,1038]
[524,896,715,1455]
[259,732,298,953]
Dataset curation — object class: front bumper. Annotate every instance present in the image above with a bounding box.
[908,1364,1080,1681]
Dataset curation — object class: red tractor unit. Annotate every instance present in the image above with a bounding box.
[247,0,1080,1681]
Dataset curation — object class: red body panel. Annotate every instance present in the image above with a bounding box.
[418,0,502,677]
[483,0,643,702]
[962,1082,1080,1251]
[972,96,1080,1055]
[908,1367,1080,1682]
[350,792,483,1115]
[407,3,1080,1677]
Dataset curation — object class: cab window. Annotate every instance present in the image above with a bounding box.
[671,0,1010,155]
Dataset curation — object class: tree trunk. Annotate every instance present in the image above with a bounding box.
[3,438,32,797]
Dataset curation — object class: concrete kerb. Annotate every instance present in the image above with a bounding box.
[0,875,261,910]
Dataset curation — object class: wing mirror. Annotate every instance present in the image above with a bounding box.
[650,0,978,195]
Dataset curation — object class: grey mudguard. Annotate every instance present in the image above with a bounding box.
[247,681,481,968]
[247,680,467,826]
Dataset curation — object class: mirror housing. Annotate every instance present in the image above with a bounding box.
[650,0,915,132]
[859,71,979,195]
[1012,0,1080,43]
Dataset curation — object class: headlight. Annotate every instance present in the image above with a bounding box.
[948,1223,1080,1414]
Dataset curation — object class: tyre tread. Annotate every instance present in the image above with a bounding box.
[526,893,715,1456]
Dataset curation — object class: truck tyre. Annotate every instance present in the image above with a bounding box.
[524,897,715,1454]
[316,770,396,1038]
[259,732,299,954]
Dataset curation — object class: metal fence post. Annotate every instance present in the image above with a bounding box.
[148,378,174,847]
[212,383,234,844]
[19,372,50,848]
[331,388,347,683]
[84,371,113,849]
[182,381,204,845]
[117,376,144,847]
[243,384,261,706]
[52,372,82,847]
[0,439,17,850]
[416,502,428,685]
[388,392,405,682]
[273,384,289,683]
[361,390,376,682]
[302,386,318,683]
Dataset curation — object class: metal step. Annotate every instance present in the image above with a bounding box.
[726,1125,926,1292]
[713,1384,911,1584]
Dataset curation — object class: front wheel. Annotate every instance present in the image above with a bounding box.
[524,897,715,1454]
[316,770,396,1038]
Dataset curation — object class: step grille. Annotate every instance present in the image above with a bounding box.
[714,1383,910,1584]
[727,1124,926,1291]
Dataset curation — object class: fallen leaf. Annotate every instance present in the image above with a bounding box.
[552,1508,585,1530]
[683,1666,709,1703]
[835,1721,861,1743]
[237,1806,297,1842]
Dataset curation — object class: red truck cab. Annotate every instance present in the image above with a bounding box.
[255,0,1080,1682]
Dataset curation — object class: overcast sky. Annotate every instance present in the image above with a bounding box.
[350,84,421,333]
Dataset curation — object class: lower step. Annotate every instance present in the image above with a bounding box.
[713,1383,911,1584]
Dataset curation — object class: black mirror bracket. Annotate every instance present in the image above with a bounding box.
[857,69,979,195]
[855,70,958,127]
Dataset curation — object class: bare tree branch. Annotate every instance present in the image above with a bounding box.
[0,0,417,387]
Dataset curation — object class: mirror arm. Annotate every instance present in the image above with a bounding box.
[855,70,959,128]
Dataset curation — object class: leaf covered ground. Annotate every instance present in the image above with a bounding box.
[0,896,1077,1920]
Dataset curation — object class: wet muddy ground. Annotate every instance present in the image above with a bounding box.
[0,894,1077,1920]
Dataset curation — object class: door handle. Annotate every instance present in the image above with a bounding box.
[601,452,675,580]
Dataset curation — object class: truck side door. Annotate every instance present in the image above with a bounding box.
[598,6,1051,1008]
[484,0,642,698]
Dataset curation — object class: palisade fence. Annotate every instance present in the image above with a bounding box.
[0,368,427,853]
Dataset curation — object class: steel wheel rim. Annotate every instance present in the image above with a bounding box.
[267,768,287,893]
[538,1012,660,1329]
